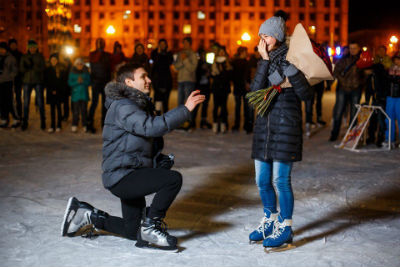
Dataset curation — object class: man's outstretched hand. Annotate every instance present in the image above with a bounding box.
[185,90,206,112]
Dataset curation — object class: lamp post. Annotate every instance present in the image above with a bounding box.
[390,35,398,54]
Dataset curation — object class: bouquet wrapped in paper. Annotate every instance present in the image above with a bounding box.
[247,23,333,116]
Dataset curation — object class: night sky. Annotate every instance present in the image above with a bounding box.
[348,0,400,32]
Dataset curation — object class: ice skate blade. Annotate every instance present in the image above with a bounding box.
[249,240,262,245]
[135,241,180,253]
[264,243,296,253]
[61,197,75,236]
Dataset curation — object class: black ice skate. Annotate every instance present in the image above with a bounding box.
[61,197,108,238]
[136,217,178,252]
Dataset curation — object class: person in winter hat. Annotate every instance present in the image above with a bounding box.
[20,39,46,130]
[248,13,311,248]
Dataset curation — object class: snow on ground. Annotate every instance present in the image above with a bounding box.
[0,92,399,267]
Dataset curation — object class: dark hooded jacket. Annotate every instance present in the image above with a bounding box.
[251,43,311,162]
[102,81,191,189]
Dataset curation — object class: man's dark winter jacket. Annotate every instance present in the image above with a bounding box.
[102,81,191,189]
[20,51,45,84]
[89,50,111,84]
[251,44,311,162]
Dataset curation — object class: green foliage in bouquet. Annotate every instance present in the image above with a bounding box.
[246,85,282,116]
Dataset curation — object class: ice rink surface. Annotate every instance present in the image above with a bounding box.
[1,113,400,267]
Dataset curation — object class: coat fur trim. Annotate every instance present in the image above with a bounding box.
[104,81,149,109]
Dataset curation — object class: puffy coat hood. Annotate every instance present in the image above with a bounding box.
[104,81,150,110]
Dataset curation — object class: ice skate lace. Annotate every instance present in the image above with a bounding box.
[256,216,274,239]
[153,220,169,238]
[269,221,285,240]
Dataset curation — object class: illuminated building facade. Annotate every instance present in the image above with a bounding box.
[0,0,348,57]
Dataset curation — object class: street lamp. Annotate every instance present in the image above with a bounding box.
[106,25,116,35]
[390,35,398,44]
[241,32,251,42]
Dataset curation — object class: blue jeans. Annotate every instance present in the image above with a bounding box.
[178,82,195,106]
[385,96,400,142]
[254,160,294,219]
[23,84,45,122]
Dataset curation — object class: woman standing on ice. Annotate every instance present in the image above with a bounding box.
[248,14,311,248]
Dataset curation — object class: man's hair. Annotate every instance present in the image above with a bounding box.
[349,40,359,46]
[116,63,143,83]
[183,37,192,45]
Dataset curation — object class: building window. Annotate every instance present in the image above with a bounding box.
[184,12,190,20]
[26,11,32,20]
[74,11,80,19]
[159,0,165,5]
[99,12,104,19]
[260,0,266,6]
[173,25,179,33]
[285,0,290,7]
[124,0,129,5]
[210,12,216,19]
[110,0,115,5]
[224,26,229,34]
[210,25,216,33]
[85,0,90,5]
[299,12,304,20]
[36,11,42,19]
[85,25,90,33]
[249,0,254,6]
[309,0,315,7]
[199,0,205,6]
[224,0,230,5]
[335,27,339,35]
[198,25,204,33]
[324,13,329,21]
[249,12,254,20]
[184,0,190,6]
[160,12,165,19]
[124,25,129,33]
[99,0,104,5]
[310,13,316,21]
[159,25,165,33]
[324,0,330,7]
[174,12,180,19]
[335,14,340,21]
[235,13,240,20]
[299,0,305,7]
[27,0,32,6]
[85,12,90,19]
[135,12,140,19]
[149,25,154,33]
[274,0,280,7]
[260,13,266,20]
[75,0,80,5]
[335,0,340,7]
[210,0,216,6]
[324,26,329,35]
[224,12,229,20]
[149,12,154,19]
[149,0,154,5]
[173,0,179,5]
[235,0,240,6]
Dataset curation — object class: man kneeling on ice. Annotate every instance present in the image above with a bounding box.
[61,63,205,251]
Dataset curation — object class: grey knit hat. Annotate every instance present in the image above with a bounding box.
[258,16,286,42]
